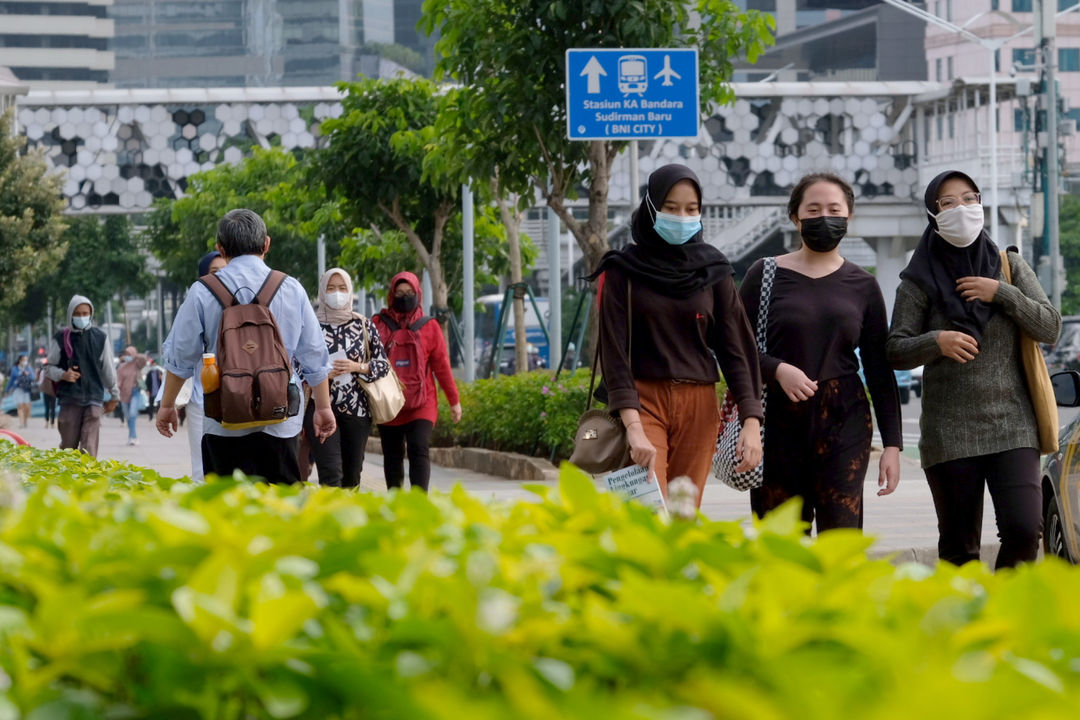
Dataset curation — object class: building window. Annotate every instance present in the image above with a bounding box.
[1014,108,1025,131]
[936,58,943,81]
[946,0,953,21]
[1013,48,1037,68]
[1061,48,1080,72]
[992,0,999,10]
[995,48,1001,72]
[948,113,954,139]
[947,56,954,80]
[936,113,943,140]
[1012,0,1032,12]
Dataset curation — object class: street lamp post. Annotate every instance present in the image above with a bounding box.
[1037,1,1063,308]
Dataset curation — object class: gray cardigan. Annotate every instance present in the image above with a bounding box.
[887,250,1061,468]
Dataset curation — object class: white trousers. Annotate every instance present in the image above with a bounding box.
[185,401,205,484]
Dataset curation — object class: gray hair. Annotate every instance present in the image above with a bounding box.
[217,209,267,257]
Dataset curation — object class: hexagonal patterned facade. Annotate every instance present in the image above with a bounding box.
[17,84,933,215]
[18,88,342,213]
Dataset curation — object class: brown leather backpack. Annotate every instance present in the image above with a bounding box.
[199,270,297,430]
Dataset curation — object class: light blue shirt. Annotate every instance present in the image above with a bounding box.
[162,254,331,439]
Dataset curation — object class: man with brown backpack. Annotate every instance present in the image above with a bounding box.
[155,209,336,483]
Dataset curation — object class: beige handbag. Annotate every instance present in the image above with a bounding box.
[357,319,406,425]
[1000,250,1059,454]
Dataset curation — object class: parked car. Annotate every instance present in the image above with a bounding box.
[1042,315,1080,372]
[1041,370,1080,562]
[855,349,912,404]
[894,368,913,405]
[910,365,923,398]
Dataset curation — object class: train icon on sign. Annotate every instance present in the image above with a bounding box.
[618,55,648,95]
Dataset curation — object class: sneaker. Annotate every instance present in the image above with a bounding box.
[131,438,139,446]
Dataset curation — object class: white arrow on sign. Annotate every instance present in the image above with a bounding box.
[580,56,607,94]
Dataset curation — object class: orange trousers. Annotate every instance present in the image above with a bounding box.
[635,379,721,506]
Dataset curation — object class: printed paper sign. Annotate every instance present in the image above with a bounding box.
[329,350,351,386]
[604,464,667,512]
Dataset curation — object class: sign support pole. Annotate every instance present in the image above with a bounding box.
[547,200,562,370]
[462,183,475,381]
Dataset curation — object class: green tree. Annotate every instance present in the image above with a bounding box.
[0,109,68,314]
[316,78,462,310]
[1060,192,1080,315]
[7,215,154,348]
[146,147,344,293]
[337,206,533,308]
[422,0,774,272]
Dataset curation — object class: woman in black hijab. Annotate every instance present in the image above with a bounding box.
[592,163,763,505]
[887,170,1061,569]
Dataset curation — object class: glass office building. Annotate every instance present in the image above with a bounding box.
[111,0,408,88]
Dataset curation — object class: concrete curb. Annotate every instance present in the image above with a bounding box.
[365,437,559,482]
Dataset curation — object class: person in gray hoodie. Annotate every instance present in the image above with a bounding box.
[45,295,119,457]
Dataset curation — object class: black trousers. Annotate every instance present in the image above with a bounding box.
[303,404,372,488]
[379,419,434,492]
[201,432,302,485]
[924,447,1042,570]
[43,395,57,423]
[751,375,873,533]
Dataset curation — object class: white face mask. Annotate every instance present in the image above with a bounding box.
[934,204,985,248]
[325,291,351,310]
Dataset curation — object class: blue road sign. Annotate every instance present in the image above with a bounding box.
[565,48,699,141]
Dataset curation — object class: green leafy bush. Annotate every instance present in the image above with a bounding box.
[3,444,1080,719]
[432,369,594,460]
[433,370,728,461]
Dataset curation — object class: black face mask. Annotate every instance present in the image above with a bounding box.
[799,216,848,253]
[393,295,419,313]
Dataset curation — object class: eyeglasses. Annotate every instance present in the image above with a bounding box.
[937,192,981,211]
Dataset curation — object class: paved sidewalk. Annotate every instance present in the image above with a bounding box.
[4,411,1001,563]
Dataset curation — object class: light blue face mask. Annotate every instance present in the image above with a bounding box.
[654,210,702,245]
[72,316,91,330]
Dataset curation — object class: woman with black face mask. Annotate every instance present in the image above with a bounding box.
[372,271,462,492]
[887,170,1060,569]
[740,172,902,534]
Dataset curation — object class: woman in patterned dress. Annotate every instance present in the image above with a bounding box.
[304,268,392,487]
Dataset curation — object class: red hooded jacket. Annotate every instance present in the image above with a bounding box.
[372,271,460,426]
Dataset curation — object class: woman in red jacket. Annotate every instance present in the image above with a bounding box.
[373,271,462,491]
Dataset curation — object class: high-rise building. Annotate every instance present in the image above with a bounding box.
[923,1,1080,175]
[110,0,422,88]
[738,1,927,81]
[0,0,115,89]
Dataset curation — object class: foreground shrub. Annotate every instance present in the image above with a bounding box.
[2,444,1080,719]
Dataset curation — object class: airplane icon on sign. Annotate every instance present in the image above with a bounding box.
[653,54,681,86]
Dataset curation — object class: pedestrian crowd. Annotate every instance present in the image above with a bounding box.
[15,162,1058,572]
[592,164,1058,571]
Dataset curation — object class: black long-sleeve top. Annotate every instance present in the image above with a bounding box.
[598,267,764,422]
[739,258,902,448]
